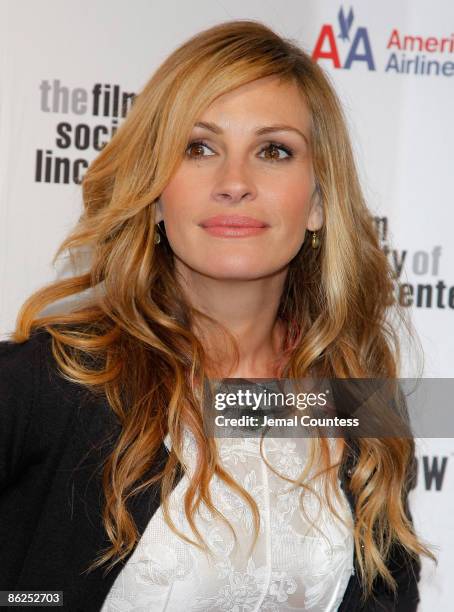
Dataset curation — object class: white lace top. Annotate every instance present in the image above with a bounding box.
[101,430,355,612]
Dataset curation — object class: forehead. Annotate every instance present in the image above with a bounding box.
[197,75,311,133]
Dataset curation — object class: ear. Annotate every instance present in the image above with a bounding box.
[306,186,324,232]
[154,198,163,224]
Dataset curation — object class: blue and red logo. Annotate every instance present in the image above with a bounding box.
[311,6,454,77]
[312,7,375,70]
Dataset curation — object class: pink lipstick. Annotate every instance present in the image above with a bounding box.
[199,215,269,238]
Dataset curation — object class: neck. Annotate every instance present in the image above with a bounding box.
[174,259,289,378]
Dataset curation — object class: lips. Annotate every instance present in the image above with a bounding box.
[199,215,268,228]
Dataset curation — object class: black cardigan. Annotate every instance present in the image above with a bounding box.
[0,329,421,611]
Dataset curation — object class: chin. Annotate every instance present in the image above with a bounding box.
[193,261,285,280]
[174,250,292,280]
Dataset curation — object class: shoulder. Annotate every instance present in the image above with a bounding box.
[0,328,111,487]
[0,328,50,383]
[0,329,51,486]
[0,328,53,434]
[0,328,77,409]
[0,327,92,403]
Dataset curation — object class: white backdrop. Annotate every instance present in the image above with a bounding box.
[0,1,452,608]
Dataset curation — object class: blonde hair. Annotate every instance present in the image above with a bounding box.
[12,19,436,602]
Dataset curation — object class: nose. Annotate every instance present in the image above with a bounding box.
[212,159,257,205]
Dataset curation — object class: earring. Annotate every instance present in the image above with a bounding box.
[154,225,161,244]
[311,231,320,249]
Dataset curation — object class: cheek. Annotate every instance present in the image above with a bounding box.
[161,165,200,199]
[270,163,314,201]
[159,168,204,221]
[285,200,310,225]
[273,185,314,254]
[276,185,313,229]
[159,181,193,226]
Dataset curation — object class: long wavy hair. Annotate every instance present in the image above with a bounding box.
[12,19,436,600]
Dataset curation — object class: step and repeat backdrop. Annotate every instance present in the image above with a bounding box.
[0,1,452,608]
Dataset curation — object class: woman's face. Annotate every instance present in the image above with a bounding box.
[156,75,323,280]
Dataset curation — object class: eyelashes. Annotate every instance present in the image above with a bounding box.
[185,139,294,162]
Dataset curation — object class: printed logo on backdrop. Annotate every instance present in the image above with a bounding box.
[312,6,454,77]
[375,216,454,310]
[35,81,136,185]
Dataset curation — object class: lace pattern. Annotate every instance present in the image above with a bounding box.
[101,430,354,611]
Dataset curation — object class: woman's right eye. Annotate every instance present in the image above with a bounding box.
[185,139,215,159]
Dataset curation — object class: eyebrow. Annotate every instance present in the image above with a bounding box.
[193,121,309,145]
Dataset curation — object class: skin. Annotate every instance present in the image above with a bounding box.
[156,75,323,378]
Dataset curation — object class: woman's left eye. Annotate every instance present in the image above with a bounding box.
[259,142,293,161]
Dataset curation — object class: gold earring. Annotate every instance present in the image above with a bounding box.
[311,231,320,249]
[154,226,161,244]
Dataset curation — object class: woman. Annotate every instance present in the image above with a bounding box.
[0,19,436,611]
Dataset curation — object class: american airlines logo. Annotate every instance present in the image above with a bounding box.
[311,7,375,70]
[311,6,454,77]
